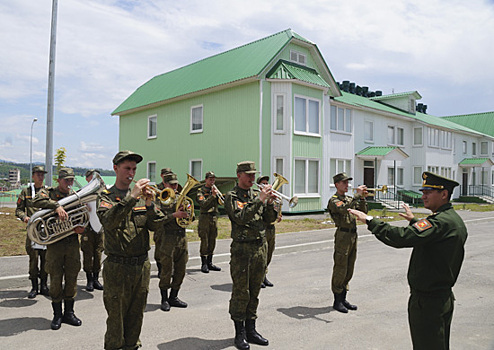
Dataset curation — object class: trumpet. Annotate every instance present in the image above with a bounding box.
[254,182,299,208]
[354,185,388,197]
[212,184,225,205]
[132,180,175,205]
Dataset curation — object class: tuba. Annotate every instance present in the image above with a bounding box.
[27,172,106,245]
[176,174,200,228]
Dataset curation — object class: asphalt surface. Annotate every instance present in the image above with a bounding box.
[0,210,493,349]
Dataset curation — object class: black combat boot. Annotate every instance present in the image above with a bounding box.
[28,278,38,299]
[245,319,269,346]
[40,276,49,296]
[201,256,209,273]
[93,272,104,290]
[333,292,348,313]
[342,289,357,310]
[62,299,82,326]
[207,255,221,271]
[85,272,94,292]
[51,302,63,330]
[160,289,170,312]
[263,276,273,287]
[233,320,250,350]
[168,289,187,308]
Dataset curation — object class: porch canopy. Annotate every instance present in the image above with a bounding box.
[356,146,409,161]
[459,157,494,168]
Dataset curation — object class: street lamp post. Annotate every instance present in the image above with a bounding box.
[29,118,38,185]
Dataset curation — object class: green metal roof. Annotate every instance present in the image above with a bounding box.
[459,158,493,166]
[356,146,397,156]
[113,29,309,115]
[443,112,494,138]
[267,60,330,88]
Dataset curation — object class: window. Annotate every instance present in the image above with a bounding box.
[330,105,352,133]
[330,159,352,180]
[275,158,285,194]
[387,167,403,186]
[439,131,452,149]
[463,141,467,154]
[364,121,374,142]
[481,141,488,155]
[147,162,156,184]
[413,167,422,185]
[190,160,202,179]
[397,127,404,146]
[427,166,440,174]
[274,94,285,133]
[294,96,320,135]
[440,167,452,179]
[290,50,306,65]
[387,126,395,145]
[472,142,477,156]
[294,159,319,194]
[190,105,203,133]
[428,127,440,148]
[148,115,157,139]
[413,127,423,146]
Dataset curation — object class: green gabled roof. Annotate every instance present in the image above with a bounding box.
[356,146,397,156]
[370,91,422,101]
[443,112,494,138]
[267,60,330,88]
[113,29,308,115]
[459,158,493,166]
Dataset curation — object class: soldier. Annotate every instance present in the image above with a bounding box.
[97,150,164,350]
[327,172,367,313]
[349,172,468,350]
[33,167,84,330]
[80,169,104,292]
[197,171,221,273]
[256,175,279,288]
[156,172,190,312]
[15,165,49,298]
[225,161,277,350]
[154,167,173,278]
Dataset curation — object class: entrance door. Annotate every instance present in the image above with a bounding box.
[364,168,374,188]
[462,171,468,196]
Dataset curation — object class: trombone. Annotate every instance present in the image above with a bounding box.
[212,184,225,205]
[254,182,299,208]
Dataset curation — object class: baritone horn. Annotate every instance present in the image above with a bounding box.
[175,174,200,228]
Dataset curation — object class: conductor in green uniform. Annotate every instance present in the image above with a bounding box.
[225,161,277,350]
[349,172,467,350]
[327,172,367,313]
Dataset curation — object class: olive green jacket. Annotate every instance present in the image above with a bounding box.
[368,203,467,293]
[327,193,368,230]
[16,185,45,221]
[196,185,219,215]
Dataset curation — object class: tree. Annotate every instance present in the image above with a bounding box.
[53,147,67,182]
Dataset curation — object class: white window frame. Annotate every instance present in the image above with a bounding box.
[388,125,404,146]
[428,127,440,148]
[274,157,285,194]
[329,158,352,188]
[440,131,452,150]
[273,93,286,134]
[294,95,321,136]
[387,167,404,187]
[413,127,423,146]
[147,161,157,184]
[480,141,488,155]
[364,120,374,143]
[463,141,467,154]
[413,166,423,185]
[472,142,477,156]
[290,50,307,65]
[190,105,203,134]
[330,105,352,134]
[189,159,202,179]
[294,158,320,196]
[147,115,157,139]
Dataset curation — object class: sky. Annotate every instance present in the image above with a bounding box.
[1,0,493,171]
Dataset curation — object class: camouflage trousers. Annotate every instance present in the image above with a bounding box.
[25,235,47,280]
[80,230,104,273]
[408,290,454,350]
[229,240,267,321]
[265,225,276,274]
[331,229,357,294]
[198,213,218,256]
[103,259,150,350]
[45,235,81,303]
[158,233,188,291]
[153,230,163,267]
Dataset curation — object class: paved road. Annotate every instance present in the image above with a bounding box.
[1,210,493,349]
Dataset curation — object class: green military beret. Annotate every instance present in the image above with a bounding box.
[112,150,143,165]
[32,165,47,174]
[58,167,75,179]
[333,172,353,184]
[236,161,259,174]
[420,172,459,193]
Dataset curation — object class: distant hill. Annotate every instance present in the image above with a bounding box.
[0,160,113,184]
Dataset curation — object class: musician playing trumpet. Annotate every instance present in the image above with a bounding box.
[327,172,368,314]
[33,167,84,330]
[196,171,222,273]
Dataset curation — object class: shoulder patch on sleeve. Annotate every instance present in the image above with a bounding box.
[413,219,433,232]
[99,201,113,209]
[236,201,245,210]
[335,201,344,207]
[198,195,204,201]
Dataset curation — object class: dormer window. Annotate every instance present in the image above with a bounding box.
[290,50,306,65]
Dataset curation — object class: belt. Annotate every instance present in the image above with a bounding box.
[106,254,148,266]
[200,212,217,216]
[165,228,186,237]
[339,227,357,233]
[411,288,452,298]
[235,237,266,245]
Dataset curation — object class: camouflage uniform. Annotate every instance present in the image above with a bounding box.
[15,184,48,288]
[97,186,164,350]
[33,186,81,304]
[225,185,277,321]
[327,192,367,294]
[80,225,104,281]
[366,172,467,349]
[196,184,219,257]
